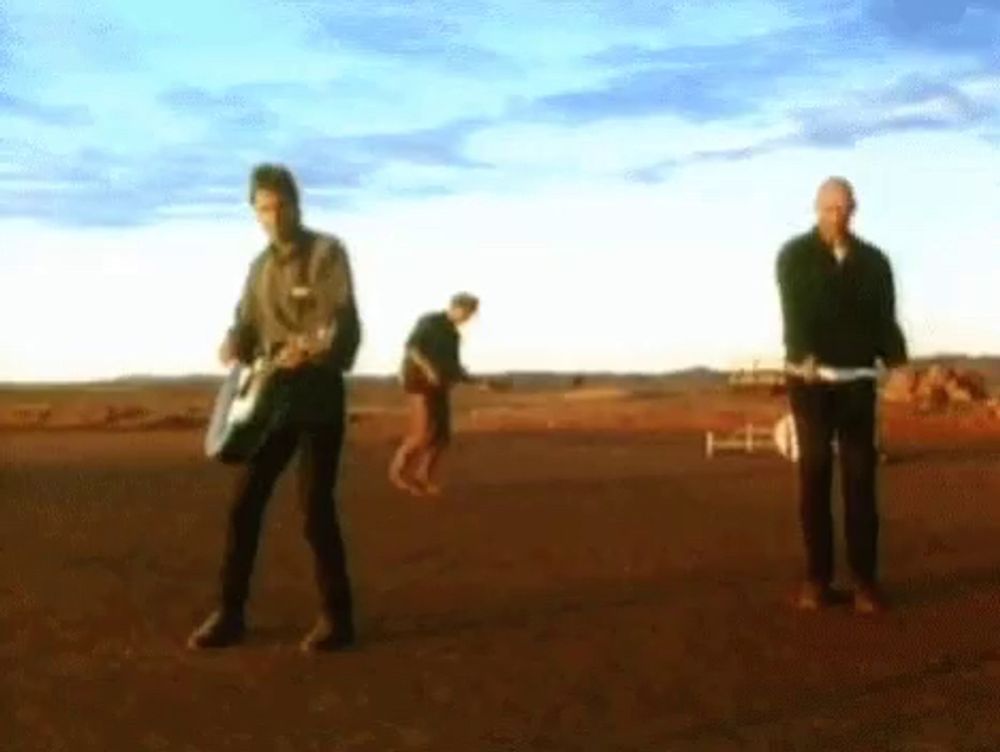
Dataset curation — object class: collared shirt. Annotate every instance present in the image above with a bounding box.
[269,233,315,307]
[227,226,362,424]
[230,227,359,365]
[833,241,848,265]
[776,228,907,368]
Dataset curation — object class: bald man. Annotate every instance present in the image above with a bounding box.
[776,177,907,615]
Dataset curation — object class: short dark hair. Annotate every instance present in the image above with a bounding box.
[249,163,300,207]
[450,292,479,312]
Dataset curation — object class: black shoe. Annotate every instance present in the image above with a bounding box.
[300,615,355,653]
[187,609,245,649]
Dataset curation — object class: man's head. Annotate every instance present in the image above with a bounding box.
[447,292,479,325]
[249,163,301,245]
[814,176,856,244]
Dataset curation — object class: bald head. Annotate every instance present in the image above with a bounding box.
[815,177,856,244]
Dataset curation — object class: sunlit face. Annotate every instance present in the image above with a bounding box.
[448,305,477,326]
[815,182,855,243]
[253,188,298,244]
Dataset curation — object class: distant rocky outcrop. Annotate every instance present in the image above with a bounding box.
[883,365,990,411]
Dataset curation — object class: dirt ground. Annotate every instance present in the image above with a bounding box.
[2,390,999,751]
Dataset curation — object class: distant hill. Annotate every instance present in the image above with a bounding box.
[436,368,730,392]
[2,356,997,392]
[110,374,225,387]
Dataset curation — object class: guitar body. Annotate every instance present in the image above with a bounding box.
[204,360,282,463]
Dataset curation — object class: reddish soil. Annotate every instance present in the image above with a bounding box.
[2,390,999,751]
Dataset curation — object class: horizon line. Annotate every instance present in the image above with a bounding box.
[2,352,999,388]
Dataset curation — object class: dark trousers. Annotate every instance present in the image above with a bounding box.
[218,403,352,624]
[788,379,879,587]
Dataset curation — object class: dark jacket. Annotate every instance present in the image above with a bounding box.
[776,228,907,368]
[401,312,467,393]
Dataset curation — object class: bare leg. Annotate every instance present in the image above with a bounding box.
[412,391,450,495]
[389,443,427,495]
[389,439,418,485]
[413,442,446,494]
[388,394,430,495]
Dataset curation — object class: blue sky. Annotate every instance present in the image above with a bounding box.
[0,0,997,380]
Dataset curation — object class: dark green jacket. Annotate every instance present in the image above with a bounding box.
[401,312,467,392]
[776,228,907,368]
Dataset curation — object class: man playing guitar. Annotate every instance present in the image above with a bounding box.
[189,163,361,653]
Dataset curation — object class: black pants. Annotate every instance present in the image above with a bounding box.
[218,407,352,624]
[788,379,879,587]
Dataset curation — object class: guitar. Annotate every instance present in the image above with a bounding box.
[784,362,879,383]
[205,327,336,463]
[777,363,884,463]
[204,357,283,463]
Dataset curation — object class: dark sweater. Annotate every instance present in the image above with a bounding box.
[776,228,907,368]
[401,312,466,392]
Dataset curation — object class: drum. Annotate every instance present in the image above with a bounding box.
[773,412,800,462]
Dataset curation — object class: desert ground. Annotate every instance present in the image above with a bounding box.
[2,374,999,751]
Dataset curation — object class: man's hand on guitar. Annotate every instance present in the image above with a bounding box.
[274,339,310,370]
[791,354,819,383]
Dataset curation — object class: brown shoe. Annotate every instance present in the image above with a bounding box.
[300,615,355,653]
[187,609,245,650]
[794,581,841,611]
[853,584,888,615]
